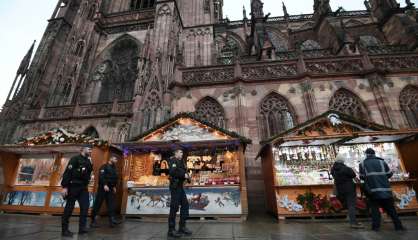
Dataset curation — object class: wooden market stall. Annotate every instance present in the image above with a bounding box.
[258,111,418,219]
[0,128,123,215]
[118,113,251,221]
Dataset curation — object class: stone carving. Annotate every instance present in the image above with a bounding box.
[371,56,418,71]
[79,104,112,117]
[306,59,364,74]
[242,64,298,80]
[43,107,74,120]
[183,68,234,85]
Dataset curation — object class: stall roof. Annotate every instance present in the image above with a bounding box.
[260,110,391,145]
[0,143,91,155]
[129,112,251,144]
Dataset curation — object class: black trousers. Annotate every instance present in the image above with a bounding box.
[62,185,89,231]
[338,190,357,224]
[168,187,189,231]
[91,185,115,222]
[369,197,403,230]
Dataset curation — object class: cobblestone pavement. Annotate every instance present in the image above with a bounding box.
[0,213,417,240]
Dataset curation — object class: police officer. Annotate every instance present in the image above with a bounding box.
[167,148,192,238]
[61,145,93,237]
[90,156,120,228]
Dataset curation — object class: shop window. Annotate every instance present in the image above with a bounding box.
[259,93,296,140]
[329,88,368,120]
[400,85,418,128]
[83,126,99,138]
[15,155,55,186]
[194,97,226,128]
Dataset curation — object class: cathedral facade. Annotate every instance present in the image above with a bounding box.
[1,0,418,210]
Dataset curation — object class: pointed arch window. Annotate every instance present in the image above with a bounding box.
[142,91,162,132]
[74,40,85,57]
[259,93,296,140]
[87,4,96,20]
[95,37,139,103]
[194,97,226,128]
[83,127,99,139]
[329,88,368,120]
[400,85,418,128]
[116,124,130,143]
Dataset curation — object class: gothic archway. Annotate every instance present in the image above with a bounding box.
[329,88,368,120]
[400,85,418,128]
[259,92,296,140]
[83,126,99,138]
[91,35,140,103]
[194,97,226,128]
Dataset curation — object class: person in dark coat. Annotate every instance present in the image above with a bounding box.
[331,153,363,229]
[90,156,121,228]
[61,145,93,237]
[359,148,405,231]
[167,147,192,238]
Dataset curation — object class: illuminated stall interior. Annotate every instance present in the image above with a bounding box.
[259,111,418,218]
[0,128,121,215]
[119,113,250,220]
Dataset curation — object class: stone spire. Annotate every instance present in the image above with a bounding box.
[6,40,36,101]
[282,1,289,19]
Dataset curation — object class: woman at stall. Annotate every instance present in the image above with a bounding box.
[331,153,364,229]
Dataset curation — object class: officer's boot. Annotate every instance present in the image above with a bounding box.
[109,216,121,227]
[167,229,182,238]
[178,224,192,236]
[90,217,100,228]
[62,225,74,237]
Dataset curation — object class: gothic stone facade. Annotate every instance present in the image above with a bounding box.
[1,0,418,210]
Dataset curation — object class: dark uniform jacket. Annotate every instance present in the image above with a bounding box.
[359,155,393,199]
[168,156,187,189]
[61,154,93,188]
[98,163,118,188]
[331,162,356,195]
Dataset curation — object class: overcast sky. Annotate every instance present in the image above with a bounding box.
[0,0,414,106]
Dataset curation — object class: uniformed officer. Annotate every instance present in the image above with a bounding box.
[90,156,120,228]
[167,148,192,238]
[61,145,93,237]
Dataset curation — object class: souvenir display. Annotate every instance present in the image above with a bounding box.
[129,150,240,187]
[273,143,408,186]
[15,155,55,186]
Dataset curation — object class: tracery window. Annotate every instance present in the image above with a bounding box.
[194,97,226,128]
[329,88,368,120]
[116,124,130,143]
[94,38,139,103]
[268,32,288,53]
[259,93,295,140]
[400,85,418,128]
[300,39,321,51]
